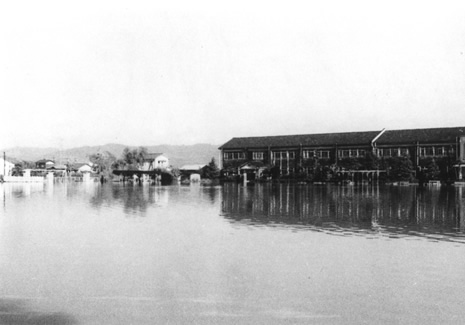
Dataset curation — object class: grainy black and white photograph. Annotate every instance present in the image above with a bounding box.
[1,1,465,324]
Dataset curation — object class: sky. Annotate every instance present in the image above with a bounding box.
[1,0,465,149]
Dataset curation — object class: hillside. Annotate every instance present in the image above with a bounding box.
[2,143,221,168]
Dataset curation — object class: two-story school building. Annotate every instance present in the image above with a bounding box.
[219,126,465,180]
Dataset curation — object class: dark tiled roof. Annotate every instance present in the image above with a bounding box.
[219,131,381,149]
[219,127,465,150]
[376,127,465,145]
[68,163,90,170]
[144,153,163,161]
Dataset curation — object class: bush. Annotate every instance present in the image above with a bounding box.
[382,157,414,181]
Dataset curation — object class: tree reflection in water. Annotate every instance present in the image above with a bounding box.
[89,184,166,217]
[221,183,465,243]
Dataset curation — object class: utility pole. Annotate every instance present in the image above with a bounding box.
[3,152,5,177]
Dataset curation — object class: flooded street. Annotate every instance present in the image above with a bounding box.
[1,182,465,324]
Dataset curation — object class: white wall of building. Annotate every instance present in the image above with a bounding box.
[0,158,15,176]
[78,164,93,173]
[154,155,169,169]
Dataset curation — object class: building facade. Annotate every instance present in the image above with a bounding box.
[140,153,170,171]
[0,158,15,177]
[219,127,465,180]
[35,159,55,169]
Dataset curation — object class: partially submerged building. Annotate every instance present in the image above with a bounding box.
[0,158,15,177]
[179,164,206,182]
[35,159,55,169]
[219,126,465,180]
[141,153,169,171]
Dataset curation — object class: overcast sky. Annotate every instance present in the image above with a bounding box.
[1,0,465,149]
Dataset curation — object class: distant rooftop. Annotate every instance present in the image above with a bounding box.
[144,153,164,161]
[179,164,206,171]
[219,126,465,149]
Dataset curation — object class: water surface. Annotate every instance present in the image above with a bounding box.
[1,182,464,324]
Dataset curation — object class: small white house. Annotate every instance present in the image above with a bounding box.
[68,162,93,174]
[141,153,170,170]
[36,159,55,169]
[179,164,206,182]
[78,163,93,173]
[0,158,15,176]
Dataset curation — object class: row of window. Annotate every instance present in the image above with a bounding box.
[223,146,455,161]
[302,150,330,159]
[419,146,454,157]
[272,151,296,160]
[338,149,365,158]
[223,152,245,160]
[377,146,454,157]
[377,148,410,157]
[224,150,331,160]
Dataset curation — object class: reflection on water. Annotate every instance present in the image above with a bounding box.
[89,184,169,216]
[0,299,76,325]
[0,183,46,200]
[221,183,465,243]
[2,182,465,324]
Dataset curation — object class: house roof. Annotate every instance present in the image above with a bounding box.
[219,127,465,150]
[36,159,55,164]
[219,130,381,149]
[179,164,206,171]
[52,164,68,170]
[375,127,465,145]
[144,153,164,161]
[68,163,91,170]
[239,162,265,169]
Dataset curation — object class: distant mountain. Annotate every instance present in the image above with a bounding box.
[1,143,221,168]
[1,147,60,162]
[146,144,221,168]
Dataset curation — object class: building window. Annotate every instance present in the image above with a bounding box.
[316,150,330,159]
[378,148,407,157]
[378,148,387,157]
[340,150,350,158]
[420,147,434,157]
[253,152,264,160]
[223,152,245,160]
[419,146,449,157]
[302,150,315,159]
[399,148,409,156]
[272,151,295,160]
[338,149,366,158]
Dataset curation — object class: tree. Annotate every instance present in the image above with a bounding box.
[364,151,380,170]
[338,157,363,171]
[119,147,148,170]
[136,147,148,165]
[202,158,220,179]
[423,158,440,181]
[89,151,116,174]
[385,157,414,181]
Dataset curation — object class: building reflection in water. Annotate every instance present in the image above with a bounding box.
[221,183,465,243]
[89,183,169,217]
[0,183,46,203]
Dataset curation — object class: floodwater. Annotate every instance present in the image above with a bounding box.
[0,182,465,324]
